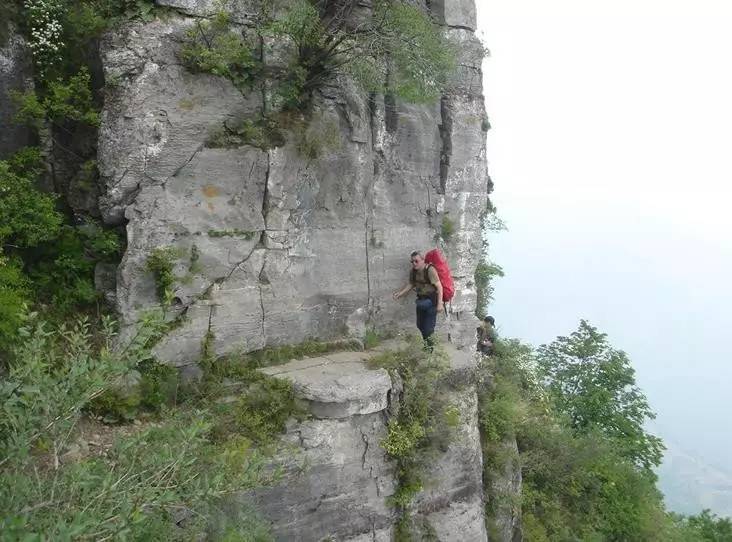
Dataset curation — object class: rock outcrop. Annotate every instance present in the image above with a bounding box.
[243,342,487,541]
[97,0,490,369]
[94,0,495,538]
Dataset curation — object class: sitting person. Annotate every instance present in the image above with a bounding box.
[477,315,497,355]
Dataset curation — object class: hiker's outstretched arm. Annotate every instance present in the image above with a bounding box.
[393,283,412,300]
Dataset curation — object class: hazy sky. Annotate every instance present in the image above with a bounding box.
[476,1,732,472]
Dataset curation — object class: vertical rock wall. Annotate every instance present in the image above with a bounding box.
[241,343,487,541]
[97,0,490,369]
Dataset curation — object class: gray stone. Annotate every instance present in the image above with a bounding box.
[0,25,34,160]
[97,0,493,536]
[431,0,478,31]
[260,355,391,419]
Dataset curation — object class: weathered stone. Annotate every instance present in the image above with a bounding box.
[241,343,487,541]
[0,24,34,160]
[155,0,258,24]
[97,0,494,536]
[261,354,391,419]
[430,0,478,31]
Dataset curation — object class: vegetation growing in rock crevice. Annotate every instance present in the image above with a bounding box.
[369,337,460,536]
[181,0,457,152]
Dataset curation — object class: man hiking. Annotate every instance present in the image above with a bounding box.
[477,315,497,355]
[392,251,443,345]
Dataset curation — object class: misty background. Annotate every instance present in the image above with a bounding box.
[477,0,732,516]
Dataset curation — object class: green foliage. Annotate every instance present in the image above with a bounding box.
[474,261,504,318]
[27,223,121,312]
[478,335,692,542]
[199,354,304,446]
[11,68,99,127]
[438,215,455,242]
[0,156,62,249]
[372,0,457,103]
[180,10,261,90]
[681,509,732,541]
[0,151,122,344]
[536,319,665,472]
[146,246,182,305]
[0,256,31,350]
[369,337,455,516]
[229,374,300,445]
[181,0,457,154]
[0,312,274,540]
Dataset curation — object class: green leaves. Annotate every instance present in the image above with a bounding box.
[536,319,665,471]
[373,0,457,103]
[0,159,62,249]
[11,68,100,128]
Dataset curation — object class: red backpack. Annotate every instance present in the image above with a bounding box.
[424,249,455,302]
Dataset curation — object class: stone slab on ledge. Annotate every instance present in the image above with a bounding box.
[259,340,479,419]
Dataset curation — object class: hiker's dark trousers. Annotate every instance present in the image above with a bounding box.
[415,296,437,341]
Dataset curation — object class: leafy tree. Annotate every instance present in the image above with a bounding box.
[686,510,732,541]
[536,319,664,471]
[0,152,62,250]
[182,0,457,111]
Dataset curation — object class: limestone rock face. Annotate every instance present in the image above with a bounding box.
[0,26,34,160]
[93,0,495,537]
[244,343,488,542]
[97,0,490,363]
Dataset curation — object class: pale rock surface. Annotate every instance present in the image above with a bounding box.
[243,342,487,541]
[98,0,489,364]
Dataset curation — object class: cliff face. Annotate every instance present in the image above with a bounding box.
[97,0,490,369]
[242,342,487,541]
[94,0,495,538]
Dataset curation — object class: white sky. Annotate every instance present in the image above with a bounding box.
[476,0,732,472]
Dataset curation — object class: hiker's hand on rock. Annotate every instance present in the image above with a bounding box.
[392,291,400,300]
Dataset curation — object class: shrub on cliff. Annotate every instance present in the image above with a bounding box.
[0,313,274,540]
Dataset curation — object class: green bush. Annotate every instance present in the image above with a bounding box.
[439,215,456,242]
[0,312,274,540]
[0,156,62,249]
[11,68,99,127]
[474,261,504,318]
[180,10,261,91]
[0,256,31,349]
[146,246,182,304]
[369,337,455,516]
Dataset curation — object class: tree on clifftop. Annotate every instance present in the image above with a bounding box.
[536,319,665,472]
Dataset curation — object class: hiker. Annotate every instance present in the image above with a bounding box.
[477,315,497,355]
[392,251,444,344]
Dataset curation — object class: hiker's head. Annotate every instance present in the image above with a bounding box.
[410,251,425,270]
[484,315,495,326]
